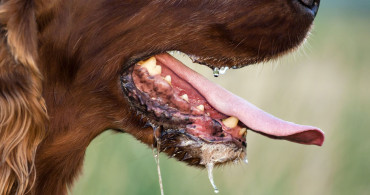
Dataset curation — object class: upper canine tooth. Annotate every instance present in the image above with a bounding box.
[196,105,204,111]
[153,65,162,75]
[222,116,239,128]
[138,57,161,75]
[164,75,171,84]
[181,94,189,102]
[138,56,156,68]
[239,128,247,137]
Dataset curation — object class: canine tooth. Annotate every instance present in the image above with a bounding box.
[138,57,161,75]
[164,75,171,84]
[222,116,239,128]
[138,56,156,68]
[147,65,161,76]
[153,65,162,75]
[196,105,204,111]
[181,94,189,102]
[239,128,247,137]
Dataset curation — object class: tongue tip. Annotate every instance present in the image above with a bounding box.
[309,129,325,146]
[284,128,325,146]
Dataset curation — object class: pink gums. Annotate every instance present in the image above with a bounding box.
[132,63,245,141]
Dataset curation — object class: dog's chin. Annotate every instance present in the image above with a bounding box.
[158,130,245,167]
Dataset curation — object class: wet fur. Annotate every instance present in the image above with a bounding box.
[0,0,315,194]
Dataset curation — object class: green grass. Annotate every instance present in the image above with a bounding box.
[71,7,370,195]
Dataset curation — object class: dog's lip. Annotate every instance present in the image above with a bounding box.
[156,53,325,146]
[185,53,255,70]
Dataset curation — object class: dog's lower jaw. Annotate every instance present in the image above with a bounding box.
[158,131,246,166]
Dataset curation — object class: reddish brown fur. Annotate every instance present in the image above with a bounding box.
[0,0,317,194]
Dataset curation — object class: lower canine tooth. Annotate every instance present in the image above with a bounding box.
[164,75,171,84]
[239,128,247,137]
[181,94,189,102]
[222,116,239,128]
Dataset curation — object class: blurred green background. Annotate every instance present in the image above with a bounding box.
[71,1,370,195]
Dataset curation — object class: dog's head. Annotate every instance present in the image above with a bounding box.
[86,0,322,166]
[0,0,324,193]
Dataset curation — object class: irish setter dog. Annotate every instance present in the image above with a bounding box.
[0,0,324,194]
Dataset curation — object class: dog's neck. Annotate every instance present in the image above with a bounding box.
[34,132,93,195]
[31,78,145,194]
[32,88,110,194]
[33,126,102,194]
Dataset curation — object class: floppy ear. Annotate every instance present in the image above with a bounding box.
[0,1,47,194]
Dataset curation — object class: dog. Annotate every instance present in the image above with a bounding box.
[0,0,324,194]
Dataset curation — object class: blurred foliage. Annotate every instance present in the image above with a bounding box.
[71,3,370,195]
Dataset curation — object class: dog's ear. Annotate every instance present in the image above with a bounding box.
[0,1,47,194]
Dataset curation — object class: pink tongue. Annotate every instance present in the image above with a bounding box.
[156,53,324,146]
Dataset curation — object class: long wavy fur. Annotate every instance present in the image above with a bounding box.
[0,0,47,194]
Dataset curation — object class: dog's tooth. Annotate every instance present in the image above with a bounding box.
[153,65,162,75]
[196,105,204,111]
[239,128,247,137]
[138,56,156,68]
[147,65,161,76]
[164,75,171,84]
[181,94,189,102]
[138,57,161,75]
[222,116,239,128]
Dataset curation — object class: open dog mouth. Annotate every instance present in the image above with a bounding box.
[120,52,325,167]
